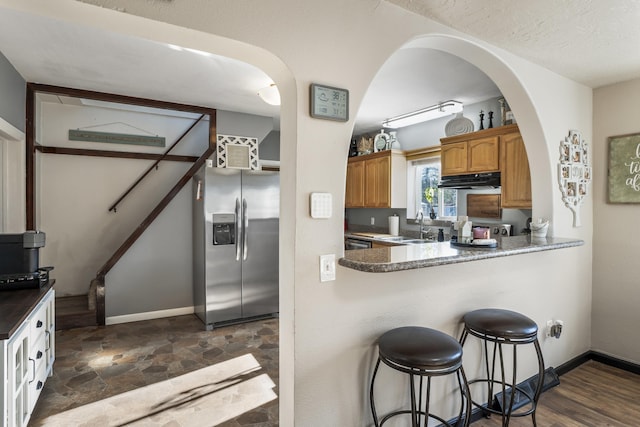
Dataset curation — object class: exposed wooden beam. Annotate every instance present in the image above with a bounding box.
[29,83,216,115]
[26,84,35,229]
[36,145,198,163]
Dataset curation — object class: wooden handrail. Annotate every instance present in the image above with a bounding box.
[97,146,215,278]
[109,114,206,212]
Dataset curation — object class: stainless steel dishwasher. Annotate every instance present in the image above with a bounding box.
[345,237,372,250]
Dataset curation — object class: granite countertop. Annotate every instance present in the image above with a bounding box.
[339,235,584,273]
[0,281,54,340]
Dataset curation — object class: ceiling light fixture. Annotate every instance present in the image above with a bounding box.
[257,84,281,106]
[382,100,463,128]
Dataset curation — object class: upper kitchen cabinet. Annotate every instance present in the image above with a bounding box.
[500,129,532,208]
[345,149,407,208]
[440,129,501,176]
[345,159,365,207]
[440,124,532,208]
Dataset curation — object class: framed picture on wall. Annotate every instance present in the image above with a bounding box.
[608,132,640,203]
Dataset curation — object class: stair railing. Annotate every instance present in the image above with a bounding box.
[94,145,216,324]
[108,114,206,212]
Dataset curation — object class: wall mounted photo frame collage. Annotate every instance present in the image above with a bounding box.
[558,130,591,227]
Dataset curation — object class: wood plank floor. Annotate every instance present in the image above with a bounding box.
[472,360,640,426]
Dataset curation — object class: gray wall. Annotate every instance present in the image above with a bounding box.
[260,130,280,160]
[217,110,274,143]
[0,51,25,132]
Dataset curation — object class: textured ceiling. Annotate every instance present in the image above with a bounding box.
[0,2,638,135]
[388,0,640,88]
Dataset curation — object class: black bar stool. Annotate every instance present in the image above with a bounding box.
[370,326,471,427]
[459,308,545,426]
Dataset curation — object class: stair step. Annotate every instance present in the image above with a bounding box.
[56,295,97,330]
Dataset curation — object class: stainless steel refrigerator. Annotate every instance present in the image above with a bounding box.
[192,163,279,329]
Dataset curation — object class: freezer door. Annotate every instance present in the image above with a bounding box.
[241,170,279,318]
[204,167,243,324]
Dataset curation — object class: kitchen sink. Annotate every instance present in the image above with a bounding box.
[377,236,437,244]
[401,238,437,244]
[377,236,406,242]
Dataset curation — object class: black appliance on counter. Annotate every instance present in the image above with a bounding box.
[0,231,52,290]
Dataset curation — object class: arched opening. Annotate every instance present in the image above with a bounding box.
[1,3,298,425]
[347,35,552,239]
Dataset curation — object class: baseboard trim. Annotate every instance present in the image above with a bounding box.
[589,351,640,375]
[555,351,593,376]
[106,306,195,325]
[462,351,640,426]
[554,350,640,376]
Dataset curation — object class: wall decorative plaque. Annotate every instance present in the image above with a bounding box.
[216,134,259,170]
[558,130,591,227]
[608,132,640,203]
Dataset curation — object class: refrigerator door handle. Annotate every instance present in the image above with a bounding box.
[243,198,248,260]
[235,198,241,261]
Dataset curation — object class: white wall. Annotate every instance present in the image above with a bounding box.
[592,78,640,364]
[9,1,595,425]
[0,116,25,232]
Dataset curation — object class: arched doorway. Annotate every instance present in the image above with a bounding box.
[351,34,552,221]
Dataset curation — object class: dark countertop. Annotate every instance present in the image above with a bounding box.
[339,235,584,273]
[0,281,54,340]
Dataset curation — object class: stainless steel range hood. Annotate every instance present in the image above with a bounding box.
[438,172,501,189]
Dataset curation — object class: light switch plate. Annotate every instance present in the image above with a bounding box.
[320,254,336,282]
[310,192,332,219]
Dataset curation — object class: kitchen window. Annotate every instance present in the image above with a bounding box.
[408,157,457,219]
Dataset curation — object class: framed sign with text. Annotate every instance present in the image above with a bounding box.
[608,132,640,203]
[309,83,349,122]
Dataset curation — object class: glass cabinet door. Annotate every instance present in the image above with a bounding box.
[8,325,30,427]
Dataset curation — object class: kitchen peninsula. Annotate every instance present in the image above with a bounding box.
[339,235,583,273]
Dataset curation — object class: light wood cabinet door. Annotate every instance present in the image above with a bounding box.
[468,136,500,172]
[345,160,365,208]
[441,142,467,176]
[364,155,391,207]
[501,132,532,208]
[345,150,406,208]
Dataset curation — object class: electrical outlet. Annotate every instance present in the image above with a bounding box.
[320,254,336,282]
[546,320,554,337]
[547,319,563,339]
[370,217,375,225]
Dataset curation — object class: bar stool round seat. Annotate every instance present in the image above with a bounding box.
[460,308,545,427]
[370,326,471,427]
[463,309,539,342]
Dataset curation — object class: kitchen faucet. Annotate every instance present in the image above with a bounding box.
[416,210,427,239]
[416,210,437,239]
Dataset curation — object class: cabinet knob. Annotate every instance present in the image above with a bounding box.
[37,350,43,359]
[36,320,43,328]
[37,381,43,390]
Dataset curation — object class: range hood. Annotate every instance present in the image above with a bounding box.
[438,172,501,189]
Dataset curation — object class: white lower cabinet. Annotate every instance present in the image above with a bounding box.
[1,288,55,427]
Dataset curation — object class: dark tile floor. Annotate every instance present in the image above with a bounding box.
[30,315,279,426]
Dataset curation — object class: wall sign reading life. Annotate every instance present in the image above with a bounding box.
[608,132,640,203]
[310,83,349,122]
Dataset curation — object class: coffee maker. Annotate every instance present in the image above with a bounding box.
[0,231,52,290]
